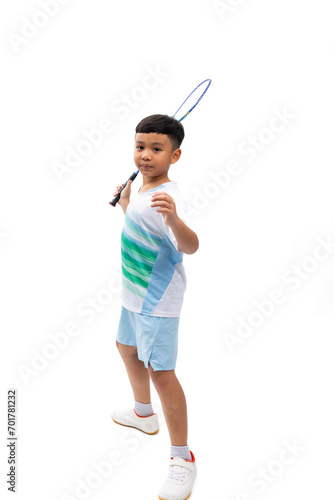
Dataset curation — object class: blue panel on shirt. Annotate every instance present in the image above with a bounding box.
[141,234,183,316]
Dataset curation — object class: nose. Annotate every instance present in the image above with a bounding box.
[141,148,151,161]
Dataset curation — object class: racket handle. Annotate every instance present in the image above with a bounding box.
[109,171,139,207]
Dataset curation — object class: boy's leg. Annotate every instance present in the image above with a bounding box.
[148,365,187,446]
[116,340,151,404]
[151,367,197,500]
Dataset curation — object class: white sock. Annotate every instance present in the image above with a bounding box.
[134,401,154,417]
[170,445,192,461]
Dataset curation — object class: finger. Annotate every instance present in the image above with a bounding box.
[151,198,174,206]
[151,201,173,208]
[156,208,173,215]
[151,193,171,200]
[120,180,132,198]
[151,196,174,204]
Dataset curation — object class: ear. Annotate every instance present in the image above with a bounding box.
[170,148,182,164]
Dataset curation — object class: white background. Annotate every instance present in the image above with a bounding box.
[1,0,334,499]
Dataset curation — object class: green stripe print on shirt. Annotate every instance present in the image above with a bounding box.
[121,211,163,297]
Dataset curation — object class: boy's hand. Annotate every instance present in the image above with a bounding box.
[151,191,199,254]
[151,192,179,227]
[113,180,132,213]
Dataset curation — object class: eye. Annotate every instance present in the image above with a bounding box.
[153,148,161,152]
[136,146,143,150]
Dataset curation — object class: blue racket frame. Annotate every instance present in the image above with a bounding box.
[172,78,212,122]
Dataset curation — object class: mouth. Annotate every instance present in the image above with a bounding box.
[141,164,152,169]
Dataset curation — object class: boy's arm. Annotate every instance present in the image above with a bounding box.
[121,201,130,215]
[168,217,199,255]
[151,192,199,255]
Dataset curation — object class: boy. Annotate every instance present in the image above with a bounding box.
[111,114,199,500]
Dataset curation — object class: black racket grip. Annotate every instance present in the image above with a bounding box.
[109,171,138,207]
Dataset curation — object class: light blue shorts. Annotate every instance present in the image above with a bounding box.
[116,306,180,372]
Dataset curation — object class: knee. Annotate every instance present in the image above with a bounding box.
[149,367,173,392]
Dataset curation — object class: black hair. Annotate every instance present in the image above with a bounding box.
[135,114,185,150]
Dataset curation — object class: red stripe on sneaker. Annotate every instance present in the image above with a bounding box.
[133,409,156,418]
[186,450,195,462]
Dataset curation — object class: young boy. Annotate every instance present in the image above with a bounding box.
[111,114,199,500]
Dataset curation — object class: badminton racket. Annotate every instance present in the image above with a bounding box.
[109,78,212,207]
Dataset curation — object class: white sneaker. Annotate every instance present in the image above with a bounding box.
[111,408,159,435]
[158,451,197,500]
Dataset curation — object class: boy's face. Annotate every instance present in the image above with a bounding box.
[134,132,181,180]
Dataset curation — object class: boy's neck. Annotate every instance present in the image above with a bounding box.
[141,174,171,191]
